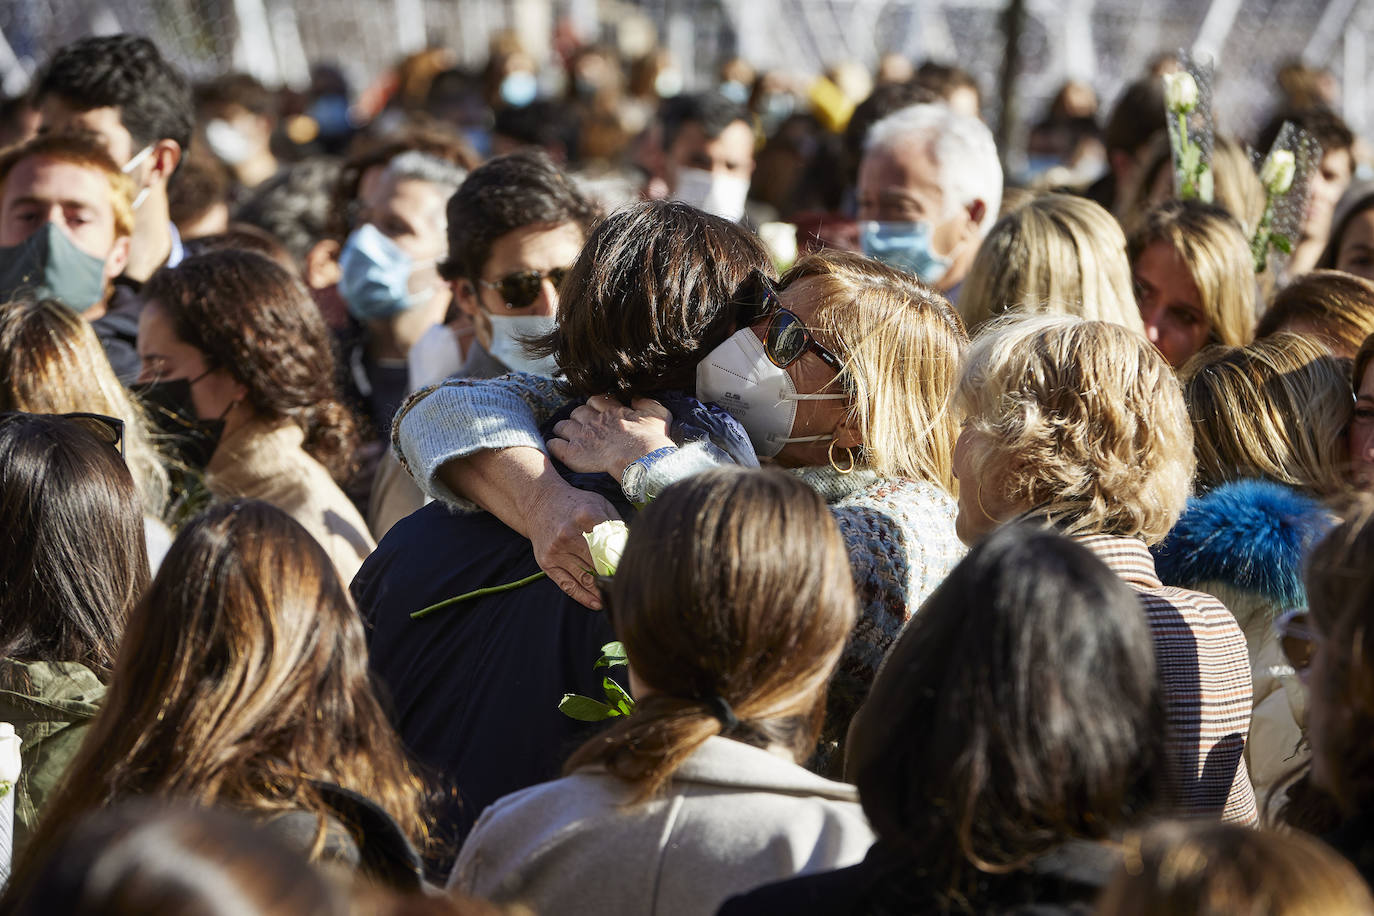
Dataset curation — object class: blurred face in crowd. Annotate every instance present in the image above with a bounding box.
[0,153,130,310]
[856,138,984,290]
[1305,148,1354,242]
[37,100,137,163]
[351,169,452,330]
[1133,239,1211,368]
[136,301,247,423]
[454,220,585,350]
[1334,208,1374,284]
[664,118,756,198]
[1349,360,1374,489]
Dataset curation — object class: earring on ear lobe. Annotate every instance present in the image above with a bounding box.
[828,439,856,475]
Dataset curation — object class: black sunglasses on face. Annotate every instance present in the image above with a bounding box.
[742,275,850,390]
[479,267,571,310]
[0,411,126,458]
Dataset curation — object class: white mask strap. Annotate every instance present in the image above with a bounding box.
[785,392,848,401]
[123,145,156,211]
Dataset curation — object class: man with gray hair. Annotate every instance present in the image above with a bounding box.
[857,103,1002,298]
[337,149,467,438]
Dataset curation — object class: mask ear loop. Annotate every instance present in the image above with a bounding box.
[828,439,855,474]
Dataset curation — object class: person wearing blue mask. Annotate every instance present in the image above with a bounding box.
[856,102,1002,300]
[337,150,466,440]
[0,134,134,371]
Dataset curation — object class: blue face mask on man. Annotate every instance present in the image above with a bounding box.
[0,222,111,313]
[858,220,953,286]
[338,223,437,321]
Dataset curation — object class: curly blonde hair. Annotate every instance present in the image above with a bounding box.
[956,315,1194,544]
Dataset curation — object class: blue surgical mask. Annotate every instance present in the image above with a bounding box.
[859,220,952,285]
[0,222,110,313]
[339,224,436,321]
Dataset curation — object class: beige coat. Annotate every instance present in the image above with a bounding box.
[208,418,375,583]
[449,736,875,916]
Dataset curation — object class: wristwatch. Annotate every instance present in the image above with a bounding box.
[621,446,679,503]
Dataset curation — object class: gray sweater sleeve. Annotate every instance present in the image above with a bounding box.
[391,372,566,510]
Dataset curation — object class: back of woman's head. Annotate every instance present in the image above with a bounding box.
[958,193,1144,336]
[848,523,1165,885]
[780,249,967,488]
[1257,269,1374,360]
[1096,821,1374,916]
[37,500,424,855]
[956,314,1194,543]
[565,468,856,799]
[0,414,147,672]
[538,200,774,399]
[1180,333,1351,497]
[0,295,169,518]
[142,250,358,480]
[8,803,345,916]
[1304,498,1374,812]
[1128,198,1257,349]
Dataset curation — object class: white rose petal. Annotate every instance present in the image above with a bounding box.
[1261,150,1297,195]
[1163,71,1199,114]
[584,520,631,577]
[0,722,23,784]
[758,222,799,272]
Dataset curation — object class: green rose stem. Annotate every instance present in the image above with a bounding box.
[411,571,549,620]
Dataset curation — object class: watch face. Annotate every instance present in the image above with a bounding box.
[623,461,645,497]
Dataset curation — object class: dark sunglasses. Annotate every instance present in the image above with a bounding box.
[480,267,571,310]
[1275,608,1317,678]
[740,274,850,390]
[0,411,125,458]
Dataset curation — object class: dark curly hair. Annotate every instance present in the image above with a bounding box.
[438,148,598,283]
[142,250,359,481]
[33,33,193,157]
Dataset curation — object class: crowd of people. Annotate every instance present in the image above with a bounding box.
[2,21,1374,915]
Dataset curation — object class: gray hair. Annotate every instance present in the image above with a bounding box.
[866,103,1003,236]
[382,150,467,197]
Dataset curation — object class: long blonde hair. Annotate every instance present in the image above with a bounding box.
[0,296,170,520]
[1180,333,1352,498]
[782,249,968,492]
[958,193,1145,336]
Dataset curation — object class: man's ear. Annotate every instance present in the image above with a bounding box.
[104,235,132,281]
[305,238,341,290]
[965,199,987,234]
[452,278,481,318]
[149,139,182,186]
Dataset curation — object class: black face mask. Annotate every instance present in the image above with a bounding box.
[132,376,227,471]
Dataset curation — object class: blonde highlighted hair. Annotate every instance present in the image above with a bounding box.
[1097,821,1374,916]
[0,132,136,242]
[0,296,170,520]
[958,193,1145,336]
[956,314,1193,544]
[1128,198,1257,351]
[1257,269,1374,360]
[1180,333,1352,498]
[781,249,967,491]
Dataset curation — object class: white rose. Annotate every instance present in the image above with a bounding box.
[1261,150,1296,195]
[1163,71,1199,114]
[758,222,799,272]
[0,722,22,785]
[584,520,631,577]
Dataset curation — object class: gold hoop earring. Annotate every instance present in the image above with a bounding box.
[828,439,855,475]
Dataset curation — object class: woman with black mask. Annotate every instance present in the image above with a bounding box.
[134,248,373,581]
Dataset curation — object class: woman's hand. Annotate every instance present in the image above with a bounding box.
[548,396,676,482]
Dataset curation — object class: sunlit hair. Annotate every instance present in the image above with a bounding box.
[1302,497,1374,813]
[25,501,427,867]
[0,414,148,677]
[0,295,169,519]
[958,193,1144,336]
[780,249,967,490]
[565,469,856,801]
[1121,133,1266,239]
[0,132,135,241]
[1180,333,1351,498]
[956,314,1193,544]
[1098,821,1374,916]
[142,250,358,481]
[1257,269,1374,360]
[1128,198,1257,351]
[847,524,1165,907]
